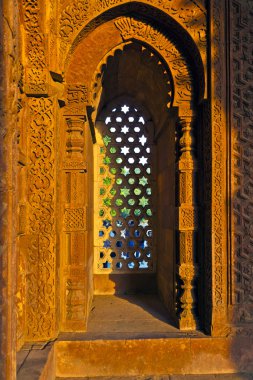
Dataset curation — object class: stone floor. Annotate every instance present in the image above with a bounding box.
[59,295,204,341]
[17,296,253,379]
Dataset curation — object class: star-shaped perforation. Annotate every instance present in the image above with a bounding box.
[139,135,147,146]
[121,105,129,114]
[139,156,148,166]
[121,146,130,155]
[139,218,149,228]
[121,125,129,134]
[121,166,130,176]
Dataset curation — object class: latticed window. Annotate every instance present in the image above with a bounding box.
[94,99,155,273]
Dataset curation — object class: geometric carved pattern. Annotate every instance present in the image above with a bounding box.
[232,0,253,308]
[64,208,86,231]
[26,98,56,340]
[177,206,197,230]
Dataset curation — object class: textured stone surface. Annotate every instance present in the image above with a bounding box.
[231,0,253,325]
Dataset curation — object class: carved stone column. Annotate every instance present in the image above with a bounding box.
[176,113,198,330]
[60,84,91,332]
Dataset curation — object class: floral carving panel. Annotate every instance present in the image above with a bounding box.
[26,98,56,340]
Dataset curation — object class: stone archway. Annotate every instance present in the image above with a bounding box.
[15,0,229,350]
[60,10,203,332]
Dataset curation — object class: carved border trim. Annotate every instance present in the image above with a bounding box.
[209,0,228,334]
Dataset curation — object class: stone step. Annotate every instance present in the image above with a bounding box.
[54,336,253,378]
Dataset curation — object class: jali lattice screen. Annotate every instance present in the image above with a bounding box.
[94,101,155,273]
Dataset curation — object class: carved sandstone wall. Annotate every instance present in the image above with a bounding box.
[11,0,253,356]
[231,0,253,328]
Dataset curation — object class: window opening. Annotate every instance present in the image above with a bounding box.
[94,102,155,273]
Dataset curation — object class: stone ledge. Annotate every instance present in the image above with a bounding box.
[55,337,253,378]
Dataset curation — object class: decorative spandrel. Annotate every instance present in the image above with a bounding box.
[94,103,155,273]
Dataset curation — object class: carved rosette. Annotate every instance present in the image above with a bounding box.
[176,113,198,330]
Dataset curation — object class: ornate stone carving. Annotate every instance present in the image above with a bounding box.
[177,206,197,230]
[176,115,198,330]
[178,263,198,330]
[66,278,86,321]
[26,97,56,340]
[60,0,89,38]
[60,99,89,331]
[64,208,87,231]
[22,0,47,95]
[59,0,206,52]
[63,160,87,170]
[64,85,88,115]
[66,117,85,158]
[231,0,253,320]
[114,17,192,106]
[209,0,228,332]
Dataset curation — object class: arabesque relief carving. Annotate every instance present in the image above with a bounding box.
[59,0,206,95]
[21,0,47,94]
[26,97,56,340]
[209,0,228,332]
[59,0,206,51]
[114,17,192,107]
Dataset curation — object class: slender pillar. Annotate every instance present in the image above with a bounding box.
[60,84,92,332]
[176,113,198,330]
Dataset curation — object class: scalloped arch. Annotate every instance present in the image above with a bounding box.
[91,41,174,119]
[61,1,205,104]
